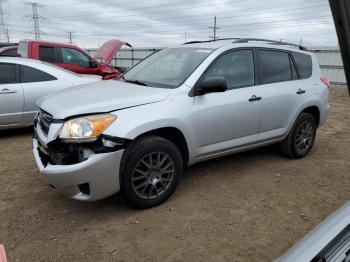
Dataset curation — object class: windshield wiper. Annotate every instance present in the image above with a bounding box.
[123,78,148,86]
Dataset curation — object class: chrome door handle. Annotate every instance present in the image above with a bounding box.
[248,95,262,102]
[0,88,17,94]
[296,89,306,95]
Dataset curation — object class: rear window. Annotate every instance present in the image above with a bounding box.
[292,52,313,79]
[17,42,28,58]
[39,46,56,63]
[258,49,292,84]
[20,65,57,83]
[0,63,17,84]
[0,48,17,57]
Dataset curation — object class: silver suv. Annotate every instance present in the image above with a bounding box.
[32,39,330,209]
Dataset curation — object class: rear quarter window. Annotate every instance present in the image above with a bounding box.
[0,48,17,57]
[20,65,57,83]
[292,52,313,79]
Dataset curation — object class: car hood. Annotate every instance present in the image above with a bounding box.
[38,80,170,119]
[94,39,131,65]
[73,74,102,84]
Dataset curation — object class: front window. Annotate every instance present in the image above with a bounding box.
[205,50,255,89]
[122,47,213,88]
[61,48,91,68]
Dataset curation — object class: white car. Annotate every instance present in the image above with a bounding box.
[0,57,101,130]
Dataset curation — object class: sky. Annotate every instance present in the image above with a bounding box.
[0,0,338,48]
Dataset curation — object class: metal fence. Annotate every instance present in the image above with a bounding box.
[87,46,346,84]
[86,48,161,70]
[308,47,346,85]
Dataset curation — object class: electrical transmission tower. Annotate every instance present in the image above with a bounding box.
[66,31,74,44]
[25,2,46,40]
[0,0,9,43]
[209,16,220,41]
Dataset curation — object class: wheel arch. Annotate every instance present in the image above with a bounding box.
[129,126,190,166]
[301,105,321,127]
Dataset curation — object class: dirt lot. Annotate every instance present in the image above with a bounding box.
[0,87,349,262]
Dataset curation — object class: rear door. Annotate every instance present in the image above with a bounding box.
[38,45,59,64]
[19,64,60,125]
[254,48,307,141]
[0,63,24,126]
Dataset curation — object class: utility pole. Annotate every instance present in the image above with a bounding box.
[184,31,187,43]
[0,0,8,43]
[5,26,9,42]
[67,31,74,44]
[209,16,219,41]
[25,2,46,40]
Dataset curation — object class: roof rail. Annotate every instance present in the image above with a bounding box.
[183,38,241,45]
[233,38,308,51]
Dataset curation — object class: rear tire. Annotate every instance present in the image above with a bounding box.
[280,113,317,159]
[120,135,183,209]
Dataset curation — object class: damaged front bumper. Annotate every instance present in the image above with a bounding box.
[32,121,128,202]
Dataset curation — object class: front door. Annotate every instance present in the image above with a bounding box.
[58,47,100,75]
[191,49,262,159]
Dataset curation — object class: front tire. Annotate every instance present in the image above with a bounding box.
[280,113,317,159]
[120,136,183,209]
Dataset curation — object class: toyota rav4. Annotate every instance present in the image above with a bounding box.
[32,38,330,209]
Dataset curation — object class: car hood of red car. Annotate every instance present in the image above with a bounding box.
[94,39,131,65]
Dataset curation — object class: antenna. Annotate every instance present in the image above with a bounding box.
[24,2,46,40]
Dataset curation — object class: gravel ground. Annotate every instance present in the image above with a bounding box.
[0,86,349,262]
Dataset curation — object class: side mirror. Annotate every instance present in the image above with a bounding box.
[90,60,99,68]
[198,77,227,94]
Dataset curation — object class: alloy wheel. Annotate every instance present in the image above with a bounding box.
[295,120,314,154]
[131,152,175,200]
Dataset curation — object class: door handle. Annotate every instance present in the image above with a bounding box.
[0,88,17,94]
[248,95,262,102]
[296,89,306,95]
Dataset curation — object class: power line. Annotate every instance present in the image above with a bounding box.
[5,0,336,46]
[44,0,329,22]
[24,2,46,40]
[44,1,330,28]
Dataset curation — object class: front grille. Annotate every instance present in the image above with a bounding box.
[38,109,53,135]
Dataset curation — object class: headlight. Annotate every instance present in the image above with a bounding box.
[59,114,116,142]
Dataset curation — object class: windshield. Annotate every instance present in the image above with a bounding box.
[121,47,213,88]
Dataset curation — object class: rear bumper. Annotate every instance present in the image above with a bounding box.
[33,138,124,201]
[319,102,330,127]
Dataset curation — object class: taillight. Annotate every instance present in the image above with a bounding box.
[320,77,330,88]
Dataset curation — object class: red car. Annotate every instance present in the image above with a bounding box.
[0,45,18,57]
[17,39,131,80]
